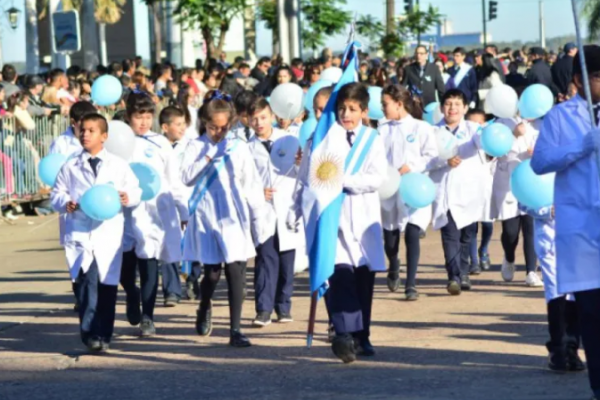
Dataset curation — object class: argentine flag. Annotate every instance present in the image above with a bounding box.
[302,39,362,299]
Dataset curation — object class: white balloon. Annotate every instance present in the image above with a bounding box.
[486,84,518,118]
[320,67,343,83]
[378,165,401,201]
[270,83,304,120]
[434,126,459,160]
[106,120,136,161]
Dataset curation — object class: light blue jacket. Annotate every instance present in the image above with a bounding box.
[530,95,600,294]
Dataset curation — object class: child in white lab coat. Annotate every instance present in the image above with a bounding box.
[247,97,302,327]
[379,84,437,301]
[181,90,267,348]
[121,93,187,337]
[291,82,387,363]
[228,90,257,142]
[51,113,141,352]
[430,89,486,295]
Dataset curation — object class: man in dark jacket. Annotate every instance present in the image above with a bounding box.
[526,47,559,95]
[551,42,577,99]
[485,44,506,83]
[250,57,271,83]
[446,47,478,106]
[402,45,445,106]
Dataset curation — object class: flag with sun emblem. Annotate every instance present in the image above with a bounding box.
[302,38,361,299]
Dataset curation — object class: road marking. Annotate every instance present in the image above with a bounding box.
[28,215,59,233]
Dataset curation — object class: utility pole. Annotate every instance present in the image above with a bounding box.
[386,0,395,34]
[539,0,546,48]
[416,0,421,44]
[482,0,487,47]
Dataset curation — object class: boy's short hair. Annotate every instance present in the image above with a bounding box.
[126,92,156,116]
[466,108,486,119]
[248,97,271,116]
[69,101,97,122]
[80,112,109,133]
[453,47,466,56]
[441,89,468,106]
[120,74,132,87]
[336,82,369,111]
[315,86,333,102]
[234,90,259,115]
[159,106,185,126]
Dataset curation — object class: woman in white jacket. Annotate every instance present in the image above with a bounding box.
[379,84,437,301]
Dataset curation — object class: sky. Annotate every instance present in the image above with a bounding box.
[1,0,585,64]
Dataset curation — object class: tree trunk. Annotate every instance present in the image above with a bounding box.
[243,0,256,61]
[150,4,163,64]
[81,0,99,70]
[215,23,228,59]
[202,26,216,63]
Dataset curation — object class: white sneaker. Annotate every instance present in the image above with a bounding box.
[501,259,515,282]
[525,271,544,287]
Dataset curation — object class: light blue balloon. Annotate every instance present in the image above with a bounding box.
[481,122,514,157]
[130,162,161,201]
[304,80,333,115]
[38,153,67,186]
[518,84,554,120]
[299,117,318,148]
[80,184,121,221]
[91,75,123,106]
[510,159,555,209]
[423,102,440,125]
[400,173,436,209]
[367,86,384,120]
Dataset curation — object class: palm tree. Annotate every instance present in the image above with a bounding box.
[243,0,257,60]
[584,0,600,40]
[95,0,126,65]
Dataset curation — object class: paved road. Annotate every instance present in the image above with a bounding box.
[0,215,591,400]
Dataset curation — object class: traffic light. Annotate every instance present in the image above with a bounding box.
[404,0,413,14]
[489,0,498,21]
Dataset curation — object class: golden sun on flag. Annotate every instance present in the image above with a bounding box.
[309,153,344,190]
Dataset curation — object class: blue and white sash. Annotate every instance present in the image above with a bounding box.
[345,125,378,176]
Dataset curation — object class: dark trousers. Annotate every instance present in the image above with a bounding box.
[120,250,159,320]
[469,222,494,265]
[254,232,295,315]
[328,264,375,340]
[575,289,600,397]
[440,212,475,282]
[501,215,537,273]
[383,223,421,290]
[200,262,246,331]
[74,260,118,344]
[161,262,182,299]
[186,261,202,284]
[547,296,580,352]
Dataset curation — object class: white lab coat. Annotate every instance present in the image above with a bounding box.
[49,127,83,246]
[227,122,255,142]
[180,134,267,265]
[491,117,538,221]
[531,95,600,294]
[125,132,186,263]
[378,116,437,231]
[184,105,199,140]
[248,128,303,252]
[50,149,142,285]
[430,119,486,230]
[478,151,496,222]
[291,124,387,271]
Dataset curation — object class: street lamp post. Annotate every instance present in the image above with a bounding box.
[0,4,22,69]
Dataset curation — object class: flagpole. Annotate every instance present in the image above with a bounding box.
[306,290,318,348]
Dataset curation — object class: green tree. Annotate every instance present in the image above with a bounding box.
[300,0,351,54]
[355,14,384,53]
[398,4,441,43]
[584,0,600,40]
[175,0,247,62]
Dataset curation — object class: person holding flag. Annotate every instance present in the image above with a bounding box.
[288,38,387,364]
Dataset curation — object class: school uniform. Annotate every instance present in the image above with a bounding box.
[50,149,141,347]
[248,128,303,319]
[531,95,600,396]
[227,121,255,142]
[378,116,437,293]
[492,118,538,275]
[121,132,187,328]
[430,119,486,287]
[181,134,267,337]
[469,151,496,271]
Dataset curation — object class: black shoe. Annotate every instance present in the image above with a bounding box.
[460,275,472,291]
[252,311,272,327]
[196,301,212,336]
[139,316,156,337]
[447,280,461,295]
[479,253,491,271]
[327,323,336,343]
[185,280,198,300]
[73,301,80,313]
[567,348,586,372]
[387,273,401,293]
[332,334,356,363]
[469,264,482,275]
[548,350,569,373]
[164,294,179,307]
[85,336,103,352]
[229,330,251,348]
[419,229,426,239]
[126,288,142,326]
[405,287,419,301]
[276,312,293,323]
[354,337,376,356]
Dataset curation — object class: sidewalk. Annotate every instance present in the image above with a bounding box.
[0,216,590,400]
